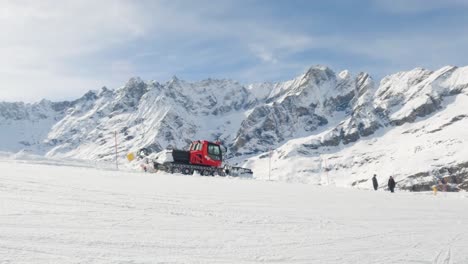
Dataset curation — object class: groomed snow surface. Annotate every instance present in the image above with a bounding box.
[1,157,467,264]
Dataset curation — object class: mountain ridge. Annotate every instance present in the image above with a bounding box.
[1,64,467,190]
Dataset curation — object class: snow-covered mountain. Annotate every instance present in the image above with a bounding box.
[1,65,468,191]
[0,99,70,154]
[245,66,468,192]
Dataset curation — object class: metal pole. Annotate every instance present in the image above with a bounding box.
[114,131,118,170]
[268,149,272,181]
[324,157,329,185]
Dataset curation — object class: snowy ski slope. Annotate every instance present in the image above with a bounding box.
[1,156,467,263]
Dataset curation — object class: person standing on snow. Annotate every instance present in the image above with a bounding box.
[388,176,396,193]
[372,174,378,191]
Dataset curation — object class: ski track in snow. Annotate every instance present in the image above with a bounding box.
[0,158,468,263]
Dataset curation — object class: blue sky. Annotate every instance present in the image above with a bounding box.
[1,0,468,102]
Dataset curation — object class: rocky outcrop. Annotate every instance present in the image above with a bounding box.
[396,161,468,192]
[1,65,468,192]
[233,66,361,155]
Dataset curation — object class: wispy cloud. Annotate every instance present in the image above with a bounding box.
[0,1,467,102]
[0,0,151,101]
[0,1,317,101]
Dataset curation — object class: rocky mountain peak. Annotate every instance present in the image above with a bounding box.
[113,77,149,112]
[124,76,144,87]
[303,65,336,85]
[79,90,99,102]
[168,75,182,86]
[98,86,113,98]
[1,64,468,190]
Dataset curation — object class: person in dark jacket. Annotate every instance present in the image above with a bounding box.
[372,174,378,190]
[388,176,396,193]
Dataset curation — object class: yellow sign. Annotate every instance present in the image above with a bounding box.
[126,152,135,162]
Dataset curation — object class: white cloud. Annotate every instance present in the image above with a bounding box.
[0,1,319,102]
[249,44,278,64]
[244,29,319,65]
[1,1,467,102]
[0,0,151,102]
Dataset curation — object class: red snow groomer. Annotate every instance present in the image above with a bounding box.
[151,140,253,177]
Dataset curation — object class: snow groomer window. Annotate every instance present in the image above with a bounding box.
[207,143,221,160]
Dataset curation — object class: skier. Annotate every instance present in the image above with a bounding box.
[441,178,448,192]
[388,176,396,193]
[372,174,378,191]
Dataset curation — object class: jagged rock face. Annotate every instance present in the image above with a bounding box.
[1,65,468,191]
[396,161,468,192]
[232,102,328,155]
[112,77,149,113]
[232,66,360,155]
[251,65,468,190]
[163,78,252,115]
[0,100,66,153]
[0,100,61,121]
[0,102,31,120]
[34,76,255,160]
[374,66,462,126]
[297,66,468,153]
[299,72,381,150]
